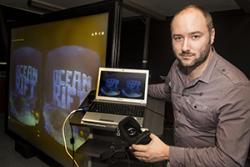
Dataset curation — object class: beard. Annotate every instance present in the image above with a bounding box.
[174,41,211,69]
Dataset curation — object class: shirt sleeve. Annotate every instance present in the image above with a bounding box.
[148,82,170,100]
[148,72,171,101]
[169,82,250,167]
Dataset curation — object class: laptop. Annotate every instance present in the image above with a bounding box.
[80,67,149,129]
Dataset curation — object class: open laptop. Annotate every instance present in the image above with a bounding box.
[80,67,149,129]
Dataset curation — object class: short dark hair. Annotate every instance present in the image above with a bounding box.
[171,4,214,32]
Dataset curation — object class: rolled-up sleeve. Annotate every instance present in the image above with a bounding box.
[148,72,171,101]
[169,83,250,167]
[148,83,170,100]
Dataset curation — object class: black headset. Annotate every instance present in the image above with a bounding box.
[118,116,151,145]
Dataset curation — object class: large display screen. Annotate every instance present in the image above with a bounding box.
[8,9,110,166]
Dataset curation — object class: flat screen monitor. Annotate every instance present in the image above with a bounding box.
[7,1,116,166]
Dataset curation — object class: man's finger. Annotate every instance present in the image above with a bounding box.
[133,151,146,157]
[131,144,148,151]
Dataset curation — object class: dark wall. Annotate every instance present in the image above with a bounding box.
[0,5,40,62]
[118,16,174,83]
[0,7,9,63]
[212,10,250,79]
[119,16,146,69]
[148,18,174,83]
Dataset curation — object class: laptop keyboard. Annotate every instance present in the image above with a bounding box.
[89,102,144,117]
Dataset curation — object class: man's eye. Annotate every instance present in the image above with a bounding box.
[192,35,200,40]
[174,36,183,41]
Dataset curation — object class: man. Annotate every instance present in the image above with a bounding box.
[130,4,250,167]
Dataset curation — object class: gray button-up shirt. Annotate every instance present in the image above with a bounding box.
[148,50,250,167]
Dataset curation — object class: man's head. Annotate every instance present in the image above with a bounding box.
[171,5,215,70]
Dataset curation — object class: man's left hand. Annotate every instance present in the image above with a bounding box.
[129,133,169,163]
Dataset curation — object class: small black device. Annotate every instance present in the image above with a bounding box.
[100,117,151,162]
[118,116,151,145]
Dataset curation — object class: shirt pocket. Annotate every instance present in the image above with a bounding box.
[185,97,216,130]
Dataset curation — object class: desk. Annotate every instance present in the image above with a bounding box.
[69,97,166,167]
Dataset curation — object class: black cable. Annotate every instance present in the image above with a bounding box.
[68,108,88,167]
[70,124,75,167]
[112,140,131,167]
[124,149,131,167]
[62,110,80,167]
[105,149,131,167]
[116,149,131,167]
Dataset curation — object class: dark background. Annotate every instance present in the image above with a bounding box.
[0,3,250,166]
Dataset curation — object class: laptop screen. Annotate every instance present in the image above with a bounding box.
[95,67,149,104]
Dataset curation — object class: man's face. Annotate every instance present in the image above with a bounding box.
[171,8,214,68]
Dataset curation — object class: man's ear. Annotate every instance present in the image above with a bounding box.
[210,28,215,45]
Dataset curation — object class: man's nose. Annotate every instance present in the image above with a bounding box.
[181,38,190,52]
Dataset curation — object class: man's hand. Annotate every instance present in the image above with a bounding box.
[130,133,169,163]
